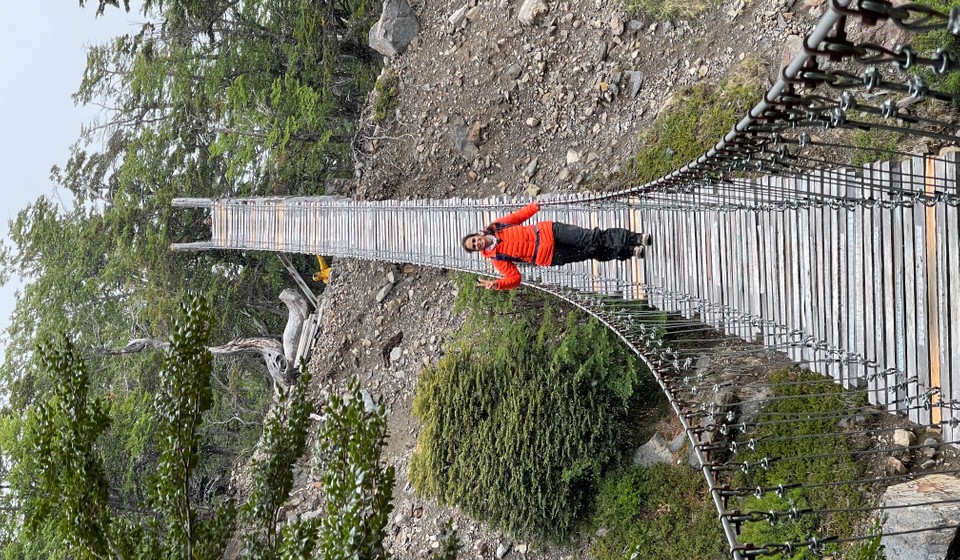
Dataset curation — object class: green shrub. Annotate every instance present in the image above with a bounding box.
[732,368,871,559]
[910,0,960,96]
[851,126,903,167]
[373,69,399,123]
[410,275,647,542]
[622,63,761,186]
[590,464,728,560]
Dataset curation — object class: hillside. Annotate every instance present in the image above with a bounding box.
[293,0,823,556]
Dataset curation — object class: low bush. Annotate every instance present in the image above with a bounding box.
[589,463,728,560]
[621,61,762,186]
[409,275,649,541]
[909,0,960,95]
[731,368,875,560]
[373,68,399,123]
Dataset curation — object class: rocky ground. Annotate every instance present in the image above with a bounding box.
[281,0,885,557]
[350,0,826,203]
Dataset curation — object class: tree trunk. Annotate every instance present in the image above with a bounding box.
[108,336,293,388]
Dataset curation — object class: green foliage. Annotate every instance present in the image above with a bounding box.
[28,336,114,559]
[15,297,238,560]
[152,297,221,557]
[732,368,870,560]
[373,68,399,123]
[312,377,395,558]
[433,520,463,560]
[239,371,313,557]
[4,0,393,555]
[852,126,903,167]
[909,0,960,95]
[850,517,887,560]
[7,297,401,560]
[590,464,728,560]
[410,275,645,541]
[623,65,762,186]
[0,194,279,522]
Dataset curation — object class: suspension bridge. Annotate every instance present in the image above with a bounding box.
[174,0,960,557]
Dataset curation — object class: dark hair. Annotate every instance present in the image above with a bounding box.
[462,233,478,252]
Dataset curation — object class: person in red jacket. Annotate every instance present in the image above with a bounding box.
[461,201,652,290]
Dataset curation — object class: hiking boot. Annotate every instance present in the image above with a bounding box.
[633,245,646,259]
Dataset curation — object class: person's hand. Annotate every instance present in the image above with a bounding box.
[477,278,497,290]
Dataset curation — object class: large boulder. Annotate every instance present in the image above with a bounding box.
[631,433,673,467]
[879,474,960,560]
[368,0,419,58]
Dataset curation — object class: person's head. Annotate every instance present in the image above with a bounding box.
[461,233,490,252]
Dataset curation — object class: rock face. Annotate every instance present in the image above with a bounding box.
[631,432,673,467]
[879,474,960,560]
[369,0,420,58]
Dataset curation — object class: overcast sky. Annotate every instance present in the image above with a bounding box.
[0,2,140,364]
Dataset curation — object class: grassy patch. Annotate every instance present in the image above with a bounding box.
[373,68,399,123]
[909,0,960,96]
[589,464,729,560]
[626,0,712,21]
[410,274,657,542]
[621,60,762,186]
[851,125,903,167]
[731,368,878,560]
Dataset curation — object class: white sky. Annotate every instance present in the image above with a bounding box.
[0,2,139,365]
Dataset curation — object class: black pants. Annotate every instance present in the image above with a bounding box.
[550,222,643,266]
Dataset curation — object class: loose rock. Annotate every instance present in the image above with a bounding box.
[893,429,915,448]
[368,0,420,58]
[517,0,548,25]
[632,432,673,466]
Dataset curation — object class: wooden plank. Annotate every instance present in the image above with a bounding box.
[837,170,851,387]
[787,175,803,363]
[827,169,841,382]
[945,153,960,437]
[690,207,700,316]
[737,189,749,340]
[875,161,893,410]
[910,156,928,424]
[294,314,319,367]
[891,160,909,414]
[760,190,774,347]
[718,196,730,334]
[749,202,762,343]
[774,178,786,346]
[881,160,899,412]
[799,173,814,367]
[806,170,822,374]
[851,167,866,389]
[902,157,920,423]
[816,169,829,374]
[732,195,744,338]
[863,162,880,405]
[711,209,723,331]
[277,253,319,309]
[926,154,943,427]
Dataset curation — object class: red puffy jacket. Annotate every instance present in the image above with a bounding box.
[480,202,554,290]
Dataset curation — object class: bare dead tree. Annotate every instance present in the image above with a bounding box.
[103,289,313,389]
